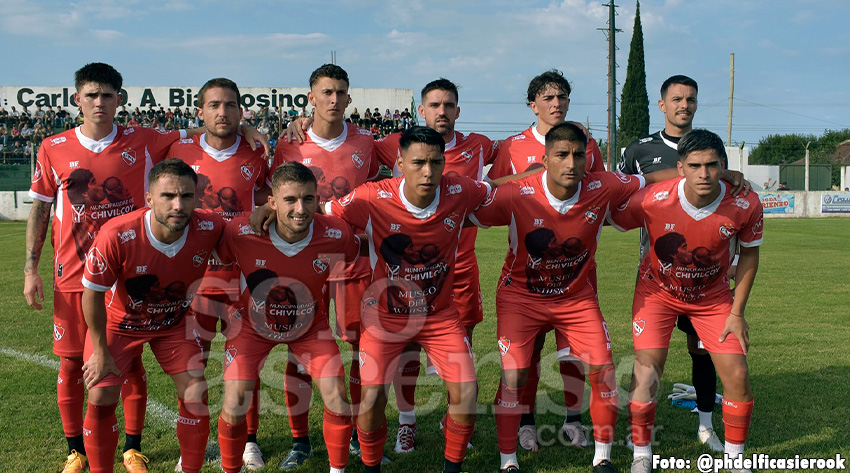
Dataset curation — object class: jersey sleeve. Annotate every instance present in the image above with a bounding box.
[617,142,638,174]
[214,219,237,265]
[365,145,382,181]
[586,136,606,172]
[374,134,399,168]
[607,185,648,232]
[254,155,271,191]
[469,182,513,228]
[738,197,764,247]
[603,171,646,209]
[28,141,57,202]
[145,128,186,163]
[81,225,122,292]
[486,144,513,180]
[328,184,372,232]
[340,221,361,264]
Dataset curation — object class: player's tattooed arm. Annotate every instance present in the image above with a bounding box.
[24,199,52,310]
[82,288,122,388]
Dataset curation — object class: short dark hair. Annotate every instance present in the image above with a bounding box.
[197,78,241,108]
[677,128,727,163]
[527,69,571,104]
[545,122,587,151]
[421,78,459,103]
[309,64,349,88]
[660,75,698,99]
[75,62,122,92]
[399,126,445,154]
[149,158,197,186]
[272,161,318,190]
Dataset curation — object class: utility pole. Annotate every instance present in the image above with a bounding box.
[599,2,621,170]
[727,53,735,146]
[331,50,337,64]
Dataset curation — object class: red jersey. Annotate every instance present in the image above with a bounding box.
[81,208,225,332]
[609,179,764,302]
[329,176,491,317]
[272,121,379,281]
[471,171,644,301]
[486,126,604,180]
[216,214,360,341]
[166,134,270,295]
[29,125,184,293]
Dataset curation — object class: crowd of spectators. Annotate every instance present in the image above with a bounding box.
[0,102,412,164]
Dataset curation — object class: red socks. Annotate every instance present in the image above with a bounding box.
[560,359,586,416]
[629,399,657,447]
[324,408,353,469]
[722,398,754,445]
[357,420,388,467]
[393,347,421,412]
[58,357,85,437]
[349,348,362,422]
[285,359,313,438]
[520,350,542,416]
[443,414,474,463]
[588,366,618,443]
[121,357,147,436]
[494,381,522,454]
[176,398,210,473]
[218,416,247,473]
[83,402,119,473]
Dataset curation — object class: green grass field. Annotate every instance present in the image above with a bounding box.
[1,218,848,472]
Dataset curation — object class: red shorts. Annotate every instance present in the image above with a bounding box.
[453,262,484,328]
[190,291,240,344]
[53,291,88,357]
[631,283,743,354]
[358,307,476,385]
[496,286,613,370]
[222,317,343,381]
[328,276,369,344]
[84,318,205,387]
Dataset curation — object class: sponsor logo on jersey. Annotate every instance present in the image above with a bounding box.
[155,128,169,135]
[461,149,474,163]
[32,162,43,183]
[323,227,342,239]
[197,220,215,231]
[180,138,194,144]
[377,189,393,199]
[313,256,330,274]
[512,134,526,141]
[72,204,86,223]
[238,224,254,235]
[444,212,459,232]
[339,189,355,206]
[718,224,735,240]
[123,128,135,135]
[633,318,646,337]
[358,128,372,136]
[447,184,462,196]
[639,137,652,144]
[386,263,401,279]
[193,250,209,268]
[302,157,312,166]
[136,265,147,274]
[53,324,65,341]
[652,156,663,165]
[224,347,237,366]
[50,136,66,146]
[735,197,750,209]
[70,161,79,169]
[585,206,600,224]
[119,229,136,244]
[519,186,535,196]
[190,165,200,172]
[653,190,669,201]
[85,247,108,275]
[498,336,511,356]
[526,155,536,163]
[250,297,265,313]
[533,218,544,227]
[256,259,266,268]
[587,180,601,191]
[390,223,401,233]
[351,152,365,169]
[240,164,255,181]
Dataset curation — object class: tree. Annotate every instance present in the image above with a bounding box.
[617,1,650,152]
[749,129,850,187]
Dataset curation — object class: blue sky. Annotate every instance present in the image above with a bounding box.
[1,0,848,149]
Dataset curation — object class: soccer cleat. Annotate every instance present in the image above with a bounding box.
[593,460,618,473]
[242,441,265,470]
[279,445,313,470]
[394,423,417,453]
[698,427,724,452]
[122,449,149,472]
[500,466,520,473]
[561,420,589,448]
[62,450,87,473]
[630,456,653,473]
[518,425,539,452]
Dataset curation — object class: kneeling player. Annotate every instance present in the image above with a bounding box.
[609,129,762,473]
[81,159,224,473]
[216,162,356,473]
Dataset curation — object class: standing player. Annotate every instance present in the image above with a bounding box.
[328,127,491,473]
[166,77,271,470]
[216,162,356,473]
[373,78,498,453]
[80,159,225,473]
[487,69,605,451]
[271,63,381,468]
[609,129,762,473]
[618,75,724,451]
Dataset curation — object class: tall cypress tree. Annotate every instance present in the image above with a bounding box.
[618,1,650,148]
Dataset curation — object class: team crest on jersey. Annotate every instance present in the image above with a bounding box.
[238,224,254,235]
[498,336,511,356]
[85,247,107,275]
[519,186,535,196]
[735,197,750,210]
[323,227,342,239]
[121,150,136,166]
[585,206,600,224]
[53,324,65,341]
[447,184,462,196]
[313,256,331,274]
[377,190,393,199]
[50,136,67,146]
[587,180,601,191]
[718,224,735,240]
[444,213,460,232]
[351,152,365,169]
[461,149,474,163]
[32,162,43,183]
[339,189,355,206]
[119,229,136,244]
[240,164,255,181]
[653,190,670,201]
[197,220,215,231]
[193,250,209,268]
[224,347,237,367]
[633,319,646,337]
[123,128,135,135]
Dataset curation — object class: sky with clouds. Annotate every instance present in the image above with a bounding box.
[1,0,848,150]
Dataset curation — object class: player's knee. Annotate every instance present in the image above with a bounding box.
[359,384,388,412]
[88,385,121,406]
[502,368,529,389]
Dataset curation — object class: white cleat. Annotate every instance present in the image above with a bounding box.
[518,425,539,452]
[561,421,589,448]
[631,456,653,473]
[242,441,265,470]
[698,427,724,452]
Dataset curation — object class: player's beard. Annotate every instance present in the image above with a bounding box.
[154,208,190,233]
[207,121,238,140]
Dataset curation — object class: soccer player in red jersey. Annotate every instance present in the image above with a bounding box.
[487,69,604,451]
[608,129,762,473]
[327,126,493,473]
[373,78,498,453]
[80,159,226,473]
[271,64,382,466]
[216,162,357,473]
[167,77,271,470]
